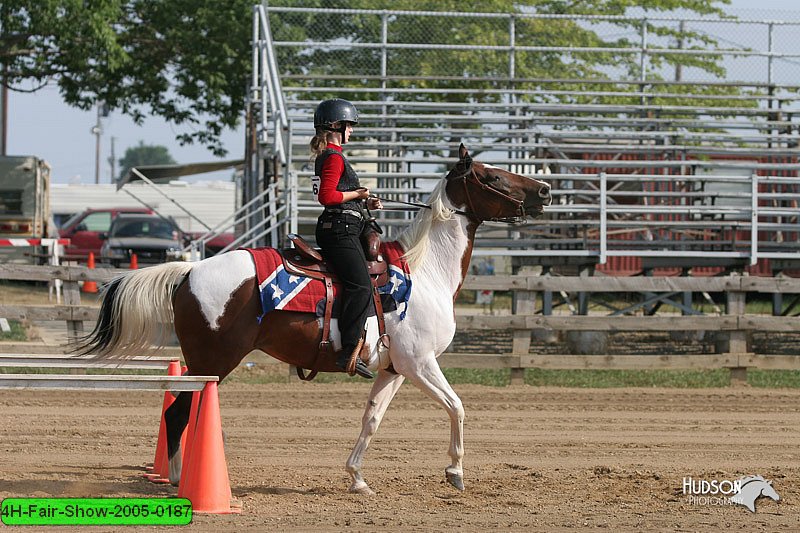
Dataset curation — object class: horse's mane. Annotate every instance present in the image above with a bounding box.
[397,179,455,272]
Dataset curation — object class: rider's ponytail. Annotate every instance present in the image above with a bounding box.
[309,127,331,158]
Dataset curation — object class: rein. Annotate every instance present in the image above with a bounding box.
[372,162,526,224]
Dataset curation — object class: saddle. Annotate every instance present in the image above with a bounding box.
[279,232,390,380]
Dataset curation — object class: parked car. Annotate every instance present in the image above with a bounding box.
[59,206,234,261]
[100,214,184,267]
[59,207,153,261]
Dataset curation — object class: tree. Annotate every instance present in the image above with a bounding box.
[1,1,735,156]
[118,141,176,181]
[1,0,253,156]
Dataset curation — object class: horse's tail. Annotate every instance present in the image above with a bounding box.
[74,261,195,359]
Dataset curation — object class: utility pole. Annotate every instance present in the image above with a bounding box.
[92,103,102,184]
[92,101,109,184]
[108,136,116,183]
[1,66,7,156]
[0,6,6,157]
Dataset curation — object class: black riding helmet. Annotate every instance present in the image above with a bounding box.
[314,98,359,143]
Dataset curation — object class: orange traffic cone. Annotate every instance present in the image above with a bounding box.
[177,390,201,496]
[178,382,240,514]
[82,252,98,293]
[129,253,138,270]
[144,360,181,483]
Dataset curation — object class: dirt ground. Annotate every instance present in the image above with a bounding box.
[0,382,798,531]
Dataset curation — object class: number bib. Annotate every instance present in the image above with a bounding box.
[311,175,321,202]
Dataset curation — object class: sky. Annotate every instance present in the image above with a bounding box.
[6,0,800,185]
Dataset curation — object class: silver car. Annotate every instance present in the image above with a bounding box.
[100,214,184,267]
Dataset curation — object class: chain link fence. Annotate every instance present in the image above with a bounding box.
[268,6,800,98]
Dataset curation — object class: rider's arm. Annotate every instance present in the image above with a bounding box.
[318,155,345,206]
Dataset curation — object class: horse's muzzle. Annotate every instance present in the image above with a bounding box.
[539,185,552,206]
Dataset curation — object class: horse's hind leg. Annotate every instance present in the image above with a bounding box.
[164,391,193,485]
[346,370,405,495]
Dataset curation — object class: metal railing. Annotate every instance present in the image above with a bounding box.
[249,5,800,271]
[239,3,296,251]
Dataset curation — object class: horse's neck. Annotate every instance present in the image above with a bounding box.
[416,215,476,298]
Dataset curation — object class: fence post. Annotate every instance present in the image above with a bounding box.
[62,279,84,343]
[721,275,749,385]
[511,284,535,386]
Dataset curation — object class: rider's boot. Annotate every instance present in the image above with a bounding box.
[336,336,373,379]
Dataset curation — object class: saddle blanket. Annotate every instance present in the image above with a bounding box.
[245,241,412,323]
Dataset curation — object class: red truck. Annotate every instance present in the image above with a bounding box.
[59,207,234,262]
[59,207,153,261]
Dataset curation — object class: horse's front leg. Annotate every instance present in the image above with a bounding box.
[346,369,405,495]
[397,354,465,491]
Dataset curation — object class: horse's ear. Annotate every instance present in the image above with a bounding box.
[459,143,470,161]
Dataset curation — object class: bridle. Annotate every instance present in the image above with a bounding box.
[373,161,530,224]
[451,161,527,223]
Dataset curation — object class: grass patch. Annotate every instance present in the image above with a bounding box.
[8,362,800,390]
[442,368,510,386]
[525,368,730,388]
[748,370,800,388]
[0,320,28,342]
[206,367,800,389]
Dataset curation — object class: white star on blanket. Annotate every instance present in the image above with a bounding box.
[270,283,284,301]
[389,273,403,294]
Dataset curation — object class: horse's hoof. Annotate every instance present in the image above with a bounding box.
[348,481,376,496]
[446,470,465,491]
[168,455,182,486]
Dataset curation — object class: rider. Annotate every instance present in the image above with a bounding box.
[310,98,382,379]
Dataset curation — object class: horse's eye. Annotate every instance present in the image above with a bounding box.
[481,174,499,184]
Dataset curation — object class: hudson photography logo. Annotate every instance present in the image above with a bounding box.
[682,475,780,513]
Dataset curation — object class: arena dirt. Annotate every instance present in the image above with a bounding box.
[1,382,798,531]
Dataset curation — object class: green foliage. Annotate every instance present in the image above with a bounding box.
[0,320,27,342]
[270,0,731,93]
[1,0,252,156]
[118,141,176,180]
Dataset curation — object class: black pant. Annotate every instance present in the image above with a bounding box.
[316,212,372,355]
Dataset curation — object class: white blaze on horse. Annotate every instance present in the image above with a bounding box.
[76,144,551,495]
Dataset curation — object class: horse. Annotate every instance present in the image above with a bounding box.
[76,144,551,495]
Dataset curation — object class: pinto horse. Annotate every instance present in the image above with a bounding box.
[76,144,551,495]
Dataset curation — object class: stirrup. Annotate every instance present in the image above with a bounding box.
[345,337,365,376]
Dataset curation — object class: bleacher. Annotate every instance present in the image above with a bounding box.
[244,5,800,276]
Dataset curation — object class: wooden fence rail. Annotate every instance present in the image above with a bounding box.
[3,265,800,385]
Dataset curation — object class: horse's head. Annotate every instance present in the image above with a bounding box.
[445,143,551,223]
[761,480,780,502]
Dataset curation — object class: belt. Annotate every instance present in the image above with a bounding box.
[324,208,363,220]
